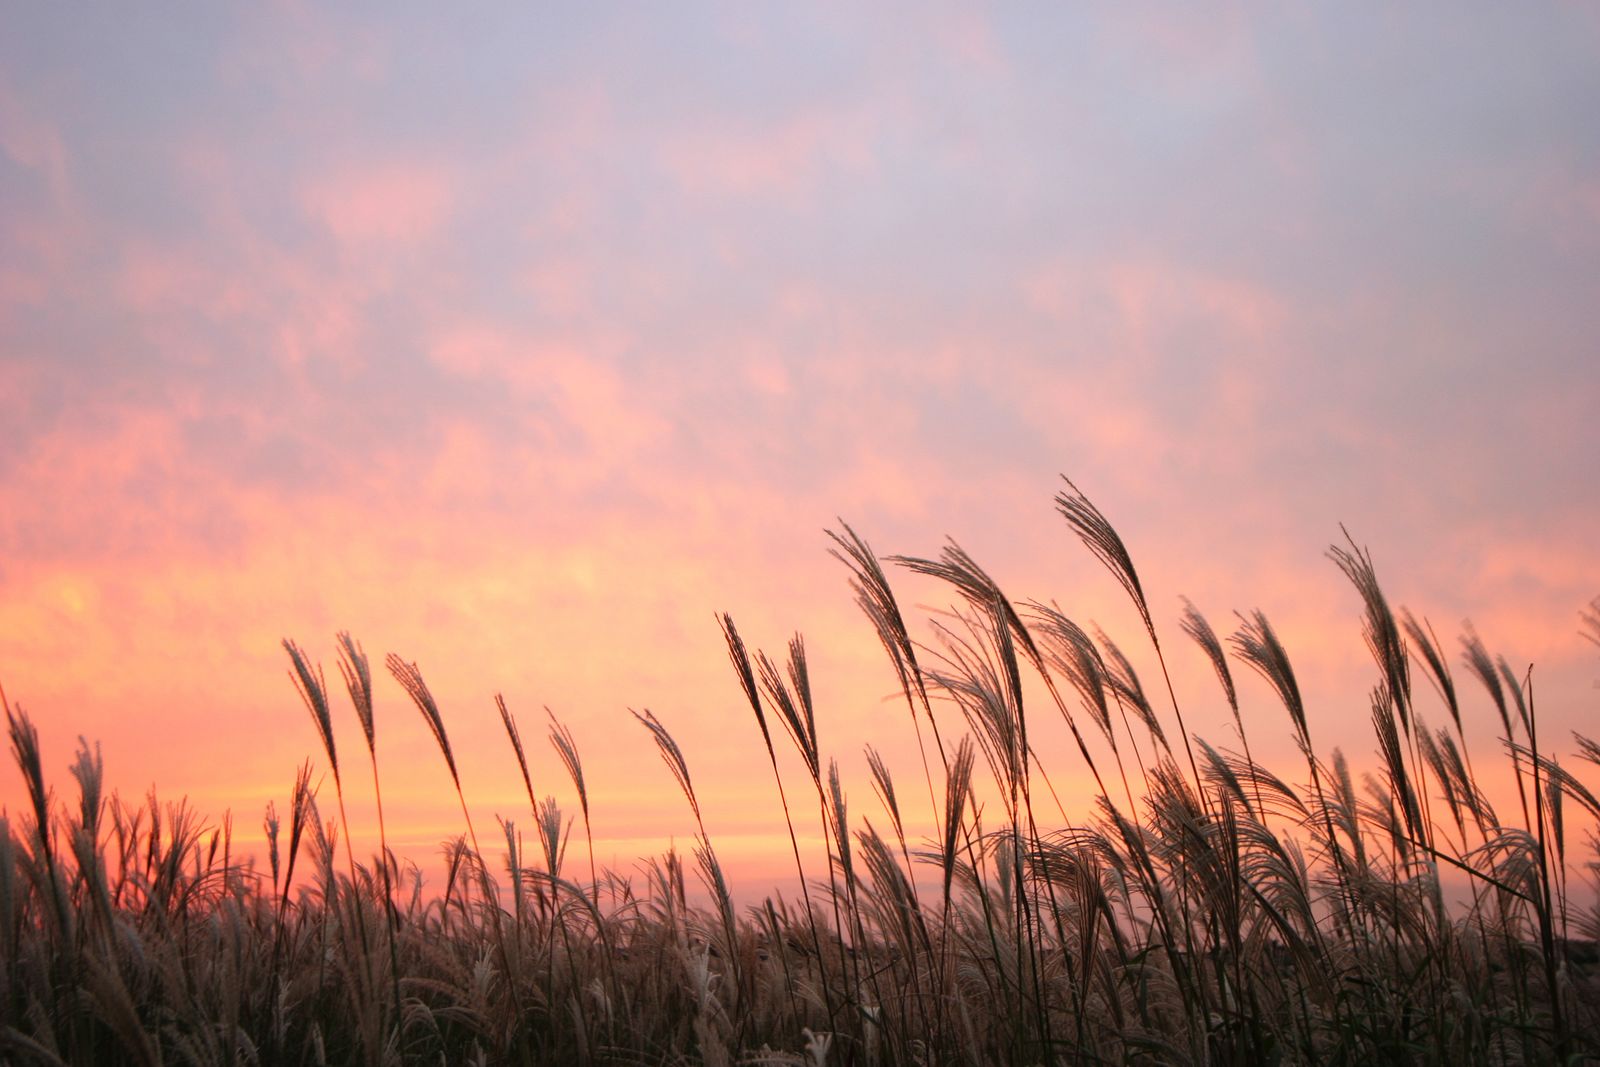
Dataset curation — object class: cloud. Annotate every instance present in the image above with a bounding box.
[302,162,454,248]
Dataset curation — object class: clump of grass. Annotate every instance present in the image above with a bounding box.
[2,478,1598,1065]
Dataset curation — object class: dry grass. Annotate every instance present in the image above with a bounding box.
[3,481,1598,1065]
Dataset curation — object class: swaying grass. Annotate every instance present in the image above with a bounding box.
[3,479,1599,1065]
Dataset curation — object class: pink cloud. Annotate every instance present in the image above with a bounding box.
[302,163,454,247]
[427,322,668,470]
[662,105,881,201]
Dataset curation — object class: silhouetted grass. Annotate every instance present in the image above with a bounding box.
[3,480,1598,1065]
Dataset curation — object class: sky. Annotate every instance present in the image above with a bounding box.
[2,5,1598,897]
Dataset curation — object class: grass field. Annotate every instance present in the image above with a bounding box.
[4,482,1597,1065]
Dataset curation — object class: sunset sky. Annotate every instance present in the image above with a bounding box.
[3,6,1598,896]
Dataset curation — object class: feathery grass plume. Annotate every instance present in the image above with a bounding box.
[264,800,281,895]
[1196,736,1250,810]
[864,746,903,846]
[1520,667,1573,1061]
[1230,608,1362,947]
[1402,609,1459,732]
[631,707,746,1033]
[1546,755,1566,871]
[1029,603,1112,742]
[386,654,458,786]
[1022,601,1122,811]
[1418,728,1466,840]
[861,745,935,1042]
[1462,626,1534,834]
[632,708,701,825]
[828,520,944,767]
[1581,595,1600,649]
[936,733,973,939]
[285,639,338,780]
[336,631,375,753]
[756,645,820,785]
[271,759,314,974]
[1055,476,1206,818]
[1371,686,1424,842]
[1054,476,1153,641]
[1526,746,1600,829]
[756,633,867,1023]
[282,762,314,904]
[337,631,402,1044]
[827,521,921,702]
[548,708,601,907]
[69,736,104,843]
[1179,597,1237,713]
[6,697,73,950]
[548,709,589,825]
[69,737,113,931]
[1095,625,1169,754]
[1180,597,1268,815]
[1498,654,1532,739]
[930,613,1021,804]
[854,819,928,969]
[891,538,1041,670]
[497,694,535,808]
[719,613,770,755]
[1329,531,1413,733]
[935,595,1071,1035]
[387,651,519,1032]
[501,817,524,931]
[1230,610,1309,755]
[6,697,54,871]
[826,759,852,891]
[1438,727,1495,827]
[924,603,1053,1056]
[722,612,837,1028]
[284,636,378,1060]
[1461,625,1512,739]
[536,796,567,879]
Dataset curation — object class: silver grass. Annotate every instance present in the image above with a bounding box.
[756,645,820,784]
[827,520,935,736]
[1179,597,1237,714]
[1581,595,1600,649]
[719,613,770,757]
[335,631,375,753]
[632,708,701,824]
[284,638,338,780]
[548,707,600,907]
[1460,625,1513,741]
[1028,603,1113,743]
[1053,476,1153,641]
[890,539,1041,670]
[864,745,902,844]
[1371,685,1423,842]
[1401,610,1459,732]
[497,694,535,808]
[386,654,458,787]
[942,737,976,909]
[1329,531,1412,732]
[548,709,589,822]
[1230,611,1309,755]
[1094,625,1168,754]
